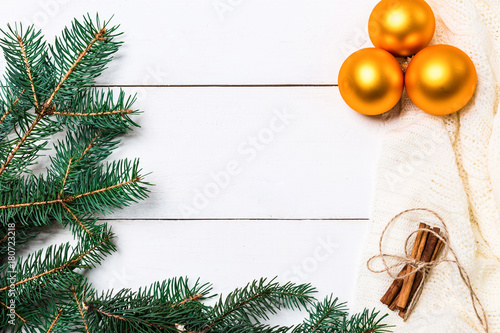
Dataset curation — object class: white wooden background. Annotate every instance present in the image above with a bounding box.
[1,0,398,325]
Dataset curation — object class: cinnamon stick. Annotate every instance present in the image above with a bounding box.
[431,239,444,261]
[380,223,428,306]
[380,268,408,307]
[396,224,430,309]
[398,229,444,317]
[389,292,400,311]
[420,227,441,262]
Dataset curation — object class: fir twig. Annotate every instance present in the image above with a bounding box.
[0,175,143,209]
[0,235,112,292]
[42,27,106,112]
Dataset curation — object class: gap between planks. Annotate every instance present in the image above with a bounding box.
[99,218,369,221]
[95,84,339,88]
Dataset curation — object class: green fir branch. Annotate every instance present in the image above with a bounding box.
[291,295,347,332]
[338,308,391,333]
[49,14,121,107]
[206,278,315,331]
[49,126,119,179]
[85,283,208,333]
[136,277,213,307]
[0,23,52,109]
[52,88,140,132]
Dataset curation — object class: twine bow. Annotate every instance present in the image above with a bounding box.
[367,208,488,333]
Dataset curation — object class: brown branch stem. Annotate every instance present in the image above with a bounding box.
[85,303,179,331]
[52,109,133,117]
[0,94,22,125]
[77,130,102,162]
[72,287,90,333]
[0,114,42,176]
[17,35,39,109]
[0,198,62,209]
[0,300,27,323]
[91,306,129,321]
[0,232,8,246]
[61,201,94,236]
[59,158,73,197]
[171,294,204,308]
[69,177,141,201]
[0,223,21,246]
[46,309,63,333]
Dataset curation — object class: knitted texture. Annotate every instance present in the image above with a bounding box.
[354,0,500,332]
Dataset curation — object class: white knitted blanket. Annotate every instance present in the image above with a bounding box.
[353,0,500,332]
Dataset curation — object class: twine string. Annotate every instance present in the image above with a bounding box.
[366,208,488,333]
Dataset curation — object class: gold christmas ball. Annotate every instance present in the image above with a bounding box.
[405,44,477,115]
[338,48,404,115]
[369,0,435,57]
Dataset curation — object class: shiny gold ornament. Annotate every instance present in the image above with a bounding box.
[405,44,477,115]
[369,0,435,57]
[338,48,404,115]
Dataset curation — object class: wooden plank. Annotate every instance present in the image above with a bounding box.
[0,0,378,85]
[22,219,369,319]
[105,87,395,219]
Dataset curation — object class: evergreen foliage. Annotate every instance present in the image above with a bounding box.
[0,14,391,332]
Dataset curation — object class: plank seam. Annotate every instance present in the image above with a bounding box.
[99,218,369,221]
[95,84,339,88]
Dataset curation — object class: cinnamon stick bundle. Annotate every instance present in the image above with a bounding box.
[397,226,440,309]
[398,237,444,318]
[380,223,445,318]
[380,223,428,306]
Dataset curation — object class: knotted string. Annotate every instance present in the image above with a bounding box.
[366,208,488,333]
